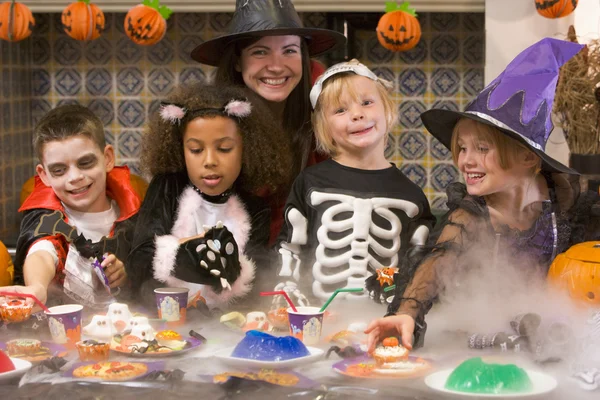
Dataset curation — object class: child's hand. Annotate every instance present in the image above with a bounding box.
[0,284,48,311]
[102,254,127,288]
[364,314,415,353]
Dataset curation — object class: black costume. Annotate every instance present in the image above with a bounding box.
[277,159,436,305]
[127,172,271,310]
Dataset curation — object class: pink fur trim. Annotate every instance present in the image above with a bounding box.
[153,235,180,282]
[170,187,199,238]
[203,254,255,304]
[160,104,186,124]
[224,100,252,118]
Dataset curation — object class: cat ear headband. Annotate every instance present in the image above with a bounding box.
[159,98,252,125]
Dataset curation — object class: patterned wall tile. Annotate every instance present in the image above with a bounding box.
[117,67,144,96]
[400,163,427,189]
[85,37,113,65]
[148,68,175,96]
[86,68,112,96]
[431,68,460,97]
[0,11,485,239]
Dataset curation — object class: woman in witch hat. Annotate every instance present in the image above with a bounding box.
[363,38,600,352]
[191,0,345,243]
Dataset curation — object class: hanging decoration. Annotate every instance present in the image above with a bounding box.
[0,0,34,42]
[376,1,421,52]
[124,0,172,46]
[61,0,105,41]
[535,0,578,19]
[547,242,600,306]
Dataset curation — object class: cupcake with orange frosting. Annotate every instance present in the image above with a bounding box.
[372,337,409,365]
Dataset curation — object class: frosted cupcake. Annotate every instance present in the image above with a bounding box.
[372,337,409,365]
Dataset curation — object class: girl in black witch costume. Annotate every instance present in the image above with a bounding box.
[365,38,600,352]
[127,84,292,310]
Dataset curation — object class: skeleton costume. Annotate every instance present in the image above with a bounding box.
[386,38,600,348]
[277,159,435,304]
[128,171,270,310]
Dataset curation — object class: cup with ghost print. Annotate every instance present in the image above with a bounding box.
[154,288,189,327]
[44,304,84,349]
[287,306,325,346]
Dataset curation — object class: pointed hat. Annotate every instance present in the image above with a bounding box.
[191,0,346,66]
[421,37,584,174]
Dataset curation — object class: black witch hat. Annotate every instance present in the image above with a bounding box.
[191,0,346,66]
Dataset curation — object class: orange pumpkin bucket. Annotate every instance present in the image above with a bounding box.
[535,0,578,19]
[548,241,600,306]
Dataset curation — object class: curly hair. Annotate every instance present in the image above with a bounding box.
[141,83,293,193]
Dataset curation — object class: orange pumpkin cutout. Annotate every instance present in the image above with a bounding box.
[376,2,421,52]
[0,0,34,42]
[61,0,105,41]
[547,241,600,306]
[535,0,578,19]
[124,0,172,46]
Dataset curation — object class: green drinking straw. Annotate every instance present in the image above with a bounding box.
[319,288,364,312]
[384,285,396,293]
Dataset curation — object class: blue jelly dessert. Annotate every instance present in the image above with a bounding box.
[231,330,310,361]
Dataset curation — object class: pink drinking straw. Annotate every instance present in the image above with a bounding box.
[260,291,298,312]
[0,291,51,313]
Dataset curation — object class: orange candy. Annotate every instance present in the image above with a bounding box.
[382,337,399,347]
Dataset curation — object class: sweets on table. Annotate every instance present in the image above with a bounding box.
[6,338,41,355]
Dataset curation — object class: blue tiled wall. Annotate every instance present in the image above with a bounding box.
[0,11,484,240]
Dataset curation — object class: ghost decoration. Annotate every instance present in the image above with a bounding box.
[243,311,272,332]
[48,317,67,344]
[83,315,115,341]
[129,316,155,341]
[107,303,133,333]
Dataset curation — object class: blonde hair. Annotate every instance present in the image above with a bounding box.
[312,72,398,157]
[450,118,542,173]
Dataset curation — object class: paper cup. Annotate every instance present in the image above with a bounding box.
[154,288,189,326]
[287,306,324,346]
[44,304,83,348]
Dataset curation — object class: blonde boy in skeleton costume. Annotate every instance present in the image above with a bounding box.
[275,60,435,306]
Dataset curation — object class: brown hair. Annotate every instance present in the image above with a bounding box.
[312,72,398,157]
[141,83,293,193]
[450,118,542,172]
[214,36,313,177]
[33,104,105,162]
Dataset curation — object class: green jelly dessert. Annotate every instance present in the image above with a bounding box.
[445,357,533,394]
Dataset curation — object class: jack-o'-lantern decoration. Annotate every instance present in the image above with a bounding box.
[535,0,578,19]
[376,1,421,52]
[0,240,14,286]
[0,0,34,42]
[124,0,172,46]
[547,241,600,306]
[61,0,105,41]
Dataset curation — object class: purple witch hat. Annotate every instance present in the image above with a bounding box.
[421,38,584,174]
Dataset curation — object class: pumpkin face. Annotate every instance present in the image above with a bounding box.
[547,241,600,305]
[61,1,105,41]
[0,1,35,42]
[376,10,422,52]
[124,4,166,46]
[535,0,578,19]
